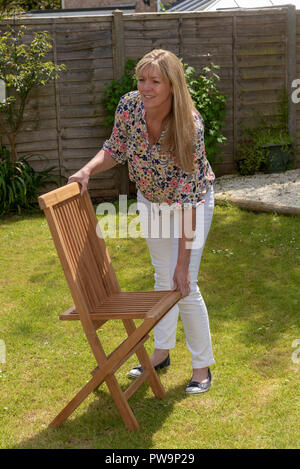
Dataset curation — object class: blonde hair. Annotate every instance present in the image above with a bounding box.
[136,49,197,173]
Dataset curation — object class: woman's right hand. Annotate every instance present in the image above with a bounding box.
[67,168,90,195]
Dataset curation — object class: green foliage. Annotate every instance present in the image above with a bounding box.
[184,62,227,165]
[0,0,61,16]
[236,126,268,176]
[236,122,293,176]
[0,24,66,162]
[0,145,59,215]
[102,59,138,127]
[0,26,64,95]
[0,17,65,215]
[236,91,293,175]
[18,0,62,10]
[102,59,227,167]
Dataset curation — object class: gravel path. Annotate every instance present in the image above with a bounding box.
[214,169,300,213]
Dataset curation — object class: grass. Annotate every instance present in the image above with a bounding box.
[0,201,299,449]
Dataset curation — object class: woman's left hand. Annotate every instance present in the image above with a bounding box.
[172,264,190,297]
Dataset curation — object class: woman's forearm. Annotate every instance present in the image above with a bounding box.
[177,207,196,267]
[68,149,117,194]
[173,207,196,297]
[177,236,192,268]
[83,149,117,177]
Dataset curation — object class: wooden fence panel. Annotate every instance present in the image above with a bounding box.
[294,11,300,166]
[1,7,299,201]
[55,16,117,198]
[235,11,287,129]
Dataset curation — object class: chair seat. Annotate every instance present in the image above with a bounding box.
[60,290,179,320]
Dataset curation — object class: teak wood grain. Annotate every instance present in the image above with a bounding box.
[38,182,181,431]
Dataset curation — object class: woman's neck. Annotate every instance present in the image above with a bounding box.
[145,108,171,128]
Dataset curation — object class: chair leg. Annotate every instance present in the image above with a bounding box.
[49,369,139,431]
[49,319,165,430]
[135,345,166,399]
[123,319,166,399]
[49,373,103,428]
[106,374,139,431]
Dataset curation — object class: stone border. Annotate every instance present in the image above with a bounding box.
[215,195,300,216]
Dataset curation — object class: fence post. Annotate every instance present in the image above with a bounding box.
[287,5,297,150]
[112,9,129,196]
[52,23,64,184]
[232,14,238,165]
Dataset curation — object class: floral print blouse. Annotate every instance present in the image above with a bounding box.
[103,91,215,207]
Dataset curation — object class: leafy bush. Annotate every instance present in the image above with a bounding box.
[236,91,293,175]
[236,123,293,175]
[184,62,227,166]
[0,0,61,16]
[236,126,269,175]
[102,59,227,168]
[19,1,62,10]
[0,145,59,215]
[102,59,138,127]
[0,24,66,163]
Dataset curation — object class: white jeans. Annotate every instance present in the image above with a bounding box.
[137,186,215,369]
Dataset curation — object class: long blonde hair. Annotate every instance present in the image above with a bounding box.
[136,49,197,173]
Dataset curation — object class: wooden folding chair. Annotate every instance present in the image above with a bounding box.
[38,182,181,431]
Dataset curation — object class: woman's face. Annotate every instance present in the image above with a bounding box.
[137,65,173,115]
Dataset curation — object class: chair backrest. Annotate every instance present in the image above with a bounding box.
[38,183,121,313]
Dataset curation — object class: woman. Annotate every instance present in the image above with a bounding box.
[68,49,215,394]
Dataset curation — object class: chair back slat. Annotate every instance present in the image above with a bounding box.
[39,183,120,312]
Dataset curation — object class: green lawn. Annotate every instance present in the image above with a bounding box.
[0,201,299,449]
